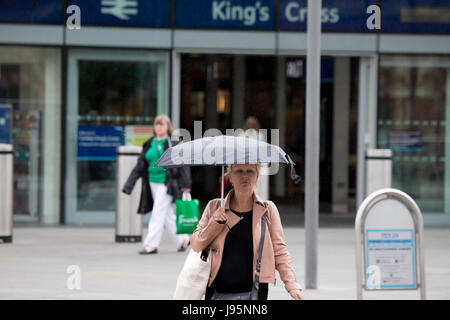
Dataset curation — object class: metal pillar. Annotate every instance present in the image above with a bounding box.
[305,0,322,290]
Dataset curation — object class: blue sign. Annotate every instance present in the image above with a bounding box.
[389,131,423,152]
[294,57,334,82]
[382,0,450,33]
[280,0,376,31]
[68,0,170,27]
[175,0,275,29]
[77,126,124,161]
[0,106,11,144]
[0,0,62,24]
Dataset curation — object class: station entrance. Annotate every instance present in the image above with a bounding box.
[180,54,360,215]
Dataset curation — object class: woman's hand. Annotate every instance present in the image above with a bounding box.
[289,289,304,300]
[212,207,227,224]
[181,188,191,193]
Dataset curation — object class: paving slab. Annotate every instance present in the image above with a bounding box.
[0,226,449,300]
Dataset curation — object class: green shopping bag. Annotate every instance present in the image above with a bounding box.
[175,192,200,234]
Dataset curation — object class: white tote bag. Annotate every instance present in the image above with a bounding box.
[173,248,211,300]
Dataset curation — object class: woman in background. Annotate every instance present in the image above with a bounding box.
[123,114,191,254]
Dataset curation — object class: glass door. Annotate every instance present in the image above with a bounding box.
[0,46,61,224]
[377,55,450,216]
[0,64,41,221]
[66,49,169,225]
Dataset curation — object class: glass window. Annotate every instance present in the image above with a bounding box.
[378,55,450,214]
[0,46,61,223]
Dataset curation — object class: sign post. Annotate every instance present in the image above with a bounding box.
[305,0,321,290]
[355,188,426,299]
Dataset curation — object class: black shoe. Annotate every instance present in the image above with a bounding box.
[178,240,190,252]
[139,248,158,255]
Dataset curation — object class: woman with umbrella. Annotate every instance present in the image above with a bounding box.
[155,135,303,299]
[190,162,304,300]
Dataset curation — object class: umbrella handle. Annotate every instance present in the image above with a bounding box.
[221,165,224,207]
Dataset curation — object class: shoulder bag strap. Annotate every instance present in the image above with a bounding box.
[254,202,268,290]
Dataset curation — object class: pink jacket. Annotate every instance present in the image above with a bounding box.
[190,189,303,293]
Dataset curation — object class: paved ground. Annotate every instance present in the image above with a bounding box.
[0,225,449,300]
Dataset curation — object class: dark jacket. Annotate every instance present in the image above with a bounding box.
[122,136,191,214]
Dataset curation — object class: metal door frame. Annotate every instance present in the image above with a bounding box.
[65,48,169,225]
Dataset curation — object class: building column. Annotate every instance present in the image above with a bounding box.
[171,51,181,129]
[274,56,286,198]
[204,55,219,194]
[232,55,246,129]
[332,57,350,214]
[205,55,219,130]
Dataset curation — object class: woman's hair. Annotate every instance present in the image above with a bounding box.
[225,163,262,177]
[154,114,174,136]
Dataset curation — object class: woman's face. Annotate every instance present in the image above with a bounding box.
[229,164,259,194]
[154,120,169,137]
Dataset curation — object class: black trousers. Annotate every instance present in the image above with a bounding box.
[205,281,268,300]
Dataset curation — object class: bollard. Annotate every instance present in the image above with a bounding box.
[0,144,13,243]
[355,188,426,300]
[115,146,143,243]
[365,149,392,196]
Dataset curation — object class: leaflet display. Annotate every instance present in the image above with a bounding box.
[365,229,416,289]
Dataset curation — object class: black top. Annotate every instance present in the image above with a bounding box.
[205,207,269,300]
[215,208,254,293]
